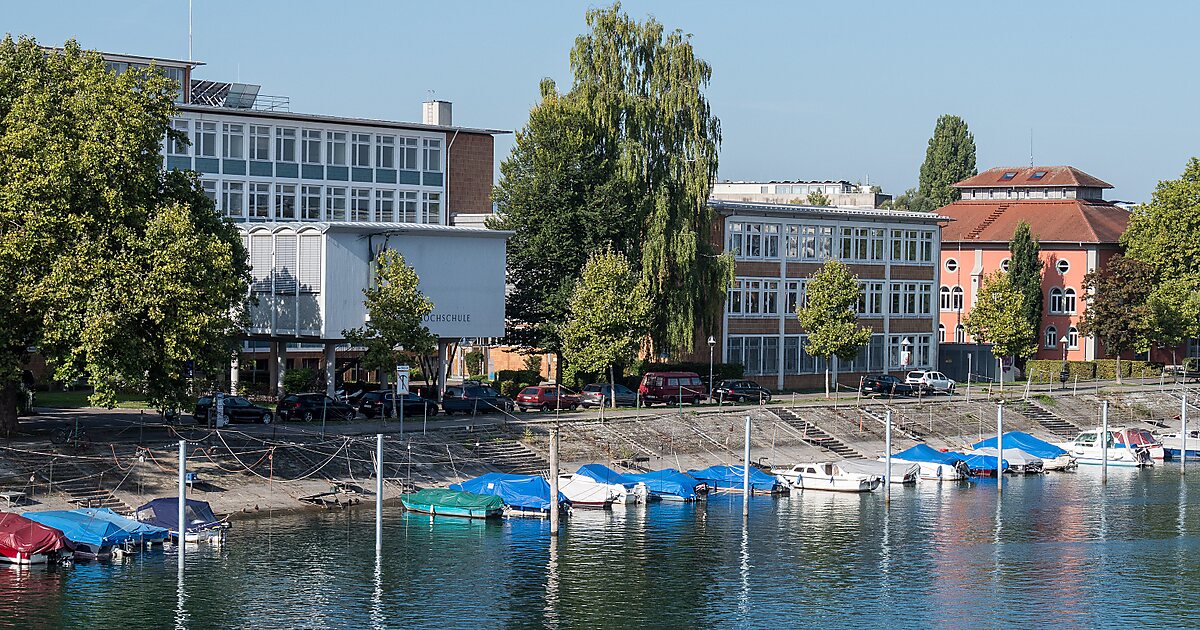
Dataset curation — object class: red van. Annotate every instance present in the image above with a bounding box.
[639,372,705,406]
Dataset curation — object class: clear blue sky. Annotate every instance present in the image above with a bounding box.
[9,0,1200,201]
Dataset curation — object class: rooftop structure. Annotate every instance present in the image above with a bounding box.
[711,180,890,209]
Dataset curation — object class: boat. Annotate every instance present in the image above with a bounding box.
[623,469,707,502]
[1159,429,1200,460]
[770,462,881,492]
[961,452,1010,477]
[0,513,68,565]
[837,459,919,484]
[21,510,137,559]
[1056,428,1154,467]
[573,464,650,504]
[135,498,230,544]
[399,488,504,519]
[884,444,971,481]
[556,475,618,509]
[967,447,1043,474]
[1121,428,1165,461]
[686,465,783,494]
[973,432,1076,471]
[450,473,569,518]
[75,508,170,547]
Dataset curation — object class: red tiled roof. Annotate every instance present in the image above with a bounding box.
[938,199,1129,243]
[953,166,1113,189]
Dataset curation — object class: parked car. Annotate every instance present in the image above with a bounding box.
[904,370,956,395]
[712,380,772,404]
[358,391,440,419]
[193,395,273,424]
[860,374,920,397]
[579,383,638,408]
[514,386,581,412]
[639,372,705,406]
[276,393,357,422]
[442,385,513,415]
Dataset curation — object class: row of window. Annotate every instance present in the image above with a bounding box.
[960,188,1092,201]
[169,119,443,172]
[727,279,911,318]
[937,323,1080,350]
[944,257,1071,275]
[200,180,441,224]
[938,286,1078,314]
[770,184,848,195]
[728,333,934,376]
[727,222,935,264]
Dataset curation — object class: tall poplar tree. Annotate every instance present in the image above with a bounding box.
[1007,221,1044,353]
[567,3,733,354]
[918,115,977,210]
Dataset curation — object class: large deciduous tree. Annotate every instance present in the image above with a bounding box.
[343,249,436,379]
[1078,255,1155,384]
[796,260,872,398]
[0,36,250,433]
[1142,275,1200,368]
[918,115,977,210]
[883,187,934,213]
[567,3,733,355]
[1123,158,1200,278]
[963,272,1036,390]
[1007,221,1044,357]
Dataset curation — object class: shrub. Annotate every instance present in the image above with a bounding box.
[495,369,541,396]
[497,380,519,398]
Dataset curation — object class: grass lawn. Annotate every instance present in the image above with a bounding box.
[36,390,154,410]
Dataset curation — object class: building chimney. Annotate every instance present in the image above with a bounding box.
[423,100,452,126]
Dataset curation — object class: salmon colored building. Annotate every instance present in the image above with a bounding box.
[937,166,1130,363]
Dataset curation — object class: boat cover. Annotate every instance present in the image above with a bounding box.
[969,447,1041,467]
[22,510,133,548]
[558,475,618,505]
[450,473,567,511]
[972,431,1067,460]
[687,465,779,492]
[892,444,967,465]
[575,464,638,488]
[401,488,504,511]
[839,459,920,479]
[961,452,1010,471]
[0,513,68,556]
[624,469,701,500]
[135,498,224,533]
[76,508,170,542]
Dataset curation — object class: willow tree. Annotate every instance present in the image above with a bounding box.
[567,3,732,354]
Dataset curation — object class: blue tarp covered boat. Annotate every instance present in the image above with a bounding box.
[888,444,972,480]
[624,469,704,501]
[575,464,638,488]
[961,452,1010,476]
[22,510,134,558]
[76,508,169,544]
[972,431,1068,460]
[686,465,781,493]
[135,498,228,544]
[450,473,568,516]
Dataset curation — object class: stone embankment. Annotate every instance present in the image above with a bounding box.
[2,383,1194,519]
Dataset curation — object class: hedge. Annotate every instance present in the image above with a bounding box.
[495,369,542,398]
[1025,359,1162,384]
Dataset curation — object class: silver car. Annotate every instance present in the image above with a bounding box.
[904,370,956,394]
[580,383,637,408]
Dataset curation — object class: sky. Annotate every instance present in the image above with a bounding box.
[8,0,1200,202]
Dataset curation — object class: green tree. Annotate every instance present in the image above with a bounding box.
[561,249,651,405]
[1142,275,1200,367]
[1007,221,1044,354]
[964,272,1036,391]
[882,187,934,213]
[567,3,733,355]
[1078,255,1155,384]
[522,354,543,375]
[796,260,872,398]
[805,190,832,206]
[490,81,633,375]
[1123,158,1200,278]
[918,115,977,209]
[464,349,485,376]
[343,250,436,382]
[0,37,250,432]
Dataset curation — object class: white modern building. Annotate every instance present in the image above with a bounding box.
[711,180,890,208]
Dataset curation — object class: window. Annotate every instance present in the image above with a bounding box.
[352,133,371,167]
[423,138,442,171]
[375,189,395,222]
[785,280,805,314]
[376,135,395,169]
[888,334,933,369]
[399,137,419,169]
[889,282,933,316]
[1068,326,1079,349]
[326,131,347,166]
[939,286,952,311]
[890,229,934,263]
[945,258,958,273]
[859,281,884,316]
[764,225,780,258]
[1049,287,1064,313]
[1063,288,1077,313]
[1001,171,1017,181]
[221,182,245,219]
[199,179,217,206]
[249,182,271,220]
[326,187,347,221]
[275,184,297,220]
[168,119,189,155]
[1000,258,1010,272]
[1045,326,1058,349]
[301,185,322,220]
[746,224,762,257]
[727,223,745,256]
[276,128,297,162]
[951,286,964,311]
[302,129,322,164]
[422,192,441,223]
[1056,259,1070,274]
[222,123,244,159]
[399,190,418,222]
[250,125,271,160]
[1030,171,1047,180]
[954,325,966,344]
[352,188,371,221]
[194,121,217,157]
[728,279,780,317]
[839,227,885,262]
[939,324,946,343]
[759,186,769,194]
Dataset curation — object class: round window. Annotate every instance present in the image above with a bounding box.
[1056,259,1070,274]
[945,258,958,273]
[1000,258,1010,272]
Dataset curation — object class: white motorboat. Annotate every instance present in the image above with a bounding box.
[837,459,919,484]
[1056,428,1154,467]
[1159,429,1200,460]
[771,462,882,493]
[968,447,1044,474]
[557,474,618,509]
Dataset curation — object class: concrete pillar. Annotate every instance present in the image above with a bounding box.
[268,341,280,397]
[272,342,287,398]
[438,338,450,400]
[324,342,337,397]
[230,352,240,396]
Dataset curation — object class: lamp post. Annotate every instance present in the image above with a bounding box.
[1058,334,1069,392]
[900,337,912,370]
[707,336,716,403]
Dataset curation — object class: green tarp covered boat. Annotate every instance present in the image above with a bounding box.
[400,488,504,519]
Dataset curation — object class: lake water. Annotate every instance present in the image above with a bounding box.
[4,464,1200,629]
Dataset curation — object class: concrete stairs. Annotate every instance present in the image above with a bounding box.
[1010,400,1079,438]
[860,406,926,441]
[436,427,549,476]
[775,409,864,458]
[0,447,132,512]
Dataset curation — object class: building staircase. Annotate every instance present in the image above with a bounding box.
[775,409,864,458]
[860,406,926,441]
[1010,400,1079,438]
[965,204,1010,240]
[436,427,549,476]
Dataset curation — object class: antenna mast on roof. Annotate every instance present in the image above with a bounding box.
[188,0,193,61]
[1029,128,1034,167]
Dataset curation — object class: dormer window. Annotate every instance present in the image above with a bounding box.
[1030,171,1047,180]
[1001,171,1017,181]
